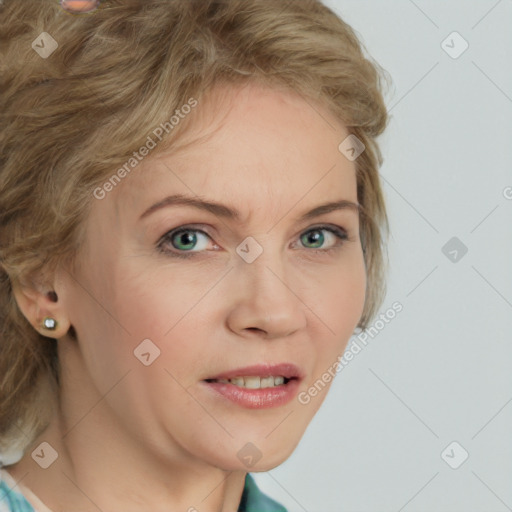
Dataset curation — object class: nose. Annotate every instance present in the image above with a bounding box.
[225,244,308,340]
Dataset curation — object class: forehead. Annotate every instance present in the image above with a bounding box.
[109,82,357,224]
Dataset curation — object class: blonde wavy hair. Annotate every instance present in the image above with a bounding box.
[0,0,391,457]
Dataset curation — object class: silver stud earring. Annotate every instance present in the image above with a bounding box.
[42,317,58,330]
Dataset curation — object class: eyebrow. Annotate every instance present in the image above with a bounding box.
[139,194,360,222]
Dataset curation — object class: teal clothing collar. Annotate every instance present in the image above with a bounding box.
[1,469,287,512]
[238,474,288,512]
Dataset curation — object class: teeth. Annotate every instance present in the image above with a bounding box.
[274,376,285,386]
[231,377,244,387]
[212,376,288,388]
[243,376,261,389]
[260,376,274,388]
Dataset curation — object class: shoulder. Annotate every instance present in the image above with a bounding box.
[0,468,35,512]
[238,473,288,512]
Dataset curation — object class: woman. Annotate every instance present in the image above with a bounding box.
[0,0,390,510]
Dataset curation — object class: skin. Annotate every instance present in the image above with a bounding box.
[60,0,100,13]
[9,81,366,512]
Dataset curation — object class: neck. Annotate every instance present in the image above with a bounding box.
[7,357,248,512]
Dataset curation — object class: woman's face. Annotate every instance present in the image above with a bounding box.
[57,82,366,471]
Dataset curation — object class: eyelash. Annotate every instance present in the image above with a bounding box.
[156,224,349,260]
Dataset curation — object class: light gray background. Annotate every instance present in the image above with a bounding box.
[253,1,512,511]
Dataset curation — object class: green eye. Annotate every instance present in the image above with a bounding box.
[301,229,326,249]
[298,226,348,252]
[171,230,201,251]
[158,228,211,258]
[157,225,348,259]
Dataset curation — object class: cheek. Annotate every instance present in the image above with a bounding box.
[113,265,219,341]
[323,248,366,311]
[314,251,366,350]
[336,258,366,323]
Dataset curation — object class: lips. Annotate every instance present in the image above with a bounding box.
[203,363,304,382]
[201,363,303,409]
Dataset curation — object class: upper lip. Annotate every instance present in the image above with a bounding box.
[204,363,304,381]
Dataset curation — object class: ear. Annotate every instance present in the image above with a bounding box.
[11,275,71,339]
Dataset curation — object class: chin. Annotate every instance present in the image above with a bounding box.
[201,436,300,473]
[217,455,290,473]
[243,457,289,473]
[241,438,300,472]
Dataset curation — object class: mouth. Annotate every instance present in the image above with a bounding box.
[203,363,303,385]
[204,375,296,389]
[201,363,303,409]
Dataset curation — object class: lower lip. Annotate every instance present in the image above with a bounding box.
[201,379,301,409]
